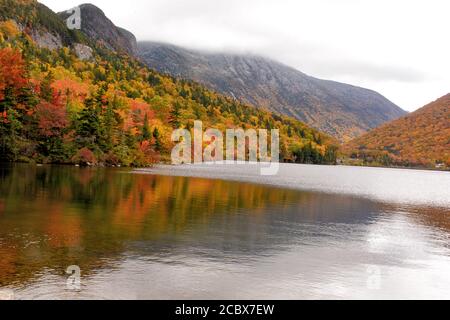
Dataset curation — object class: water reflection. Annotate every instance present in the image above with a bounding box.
[0,164,449,299]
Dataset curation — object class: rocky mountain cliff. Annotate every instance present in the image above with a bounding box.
[138,42,407,141]
[0,0,85,49]
[58,3,137,55]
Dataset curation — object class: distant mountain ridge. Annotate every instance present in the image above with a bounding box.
[138,41,407,141]
[344,94,450,168]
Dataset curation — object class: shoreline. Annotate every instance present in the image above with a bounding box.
[1,160,448,173]
[134,163,450,209]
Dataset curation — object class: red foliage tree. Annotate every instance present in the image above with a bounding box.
[136,140,160,166]
[0,48,28,124]
[72,147,97,166]
[51,78,88,103]
[35,92,68,137]
[0,47,27,101]
[124,99,155,132]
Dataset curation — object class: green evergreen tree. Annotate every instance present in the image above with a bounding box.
[153,127,162,151]
[142,113,151,141]
[324,145,338,165]
[40,71,53,102]
[76,98,101,151]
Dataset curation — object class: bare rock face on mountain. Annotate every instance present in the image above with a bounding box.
[138,42,406,141]
[59,4,137,55]
[73,43,93,60]
[30,28,63,50]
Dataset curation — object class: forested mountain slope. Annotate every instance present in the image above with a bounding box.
[0,0,338,166]
[344,94,450,168]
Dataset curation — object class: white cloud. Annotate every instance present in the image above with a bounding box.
[40,0,450,111]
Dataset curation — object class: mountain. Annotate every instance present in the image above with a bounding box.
[58,3,137,55]
[0,0,90,49]
[138,42,407,142]
[343,94,450,168]
[0,1,338,166]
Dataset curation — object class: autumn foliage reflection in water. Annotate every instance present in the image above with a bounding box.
[0,164,449,295]
[0,164,329,286]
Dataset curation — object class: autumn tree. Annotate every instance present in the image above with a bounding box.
[0,47,27,106]
[35,92,69,161]
[0,47,28,160]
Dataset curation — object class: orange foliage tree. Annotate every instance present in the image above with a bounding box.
[0,48,27,102]
[51,79,89,103]
[124,99,155,133]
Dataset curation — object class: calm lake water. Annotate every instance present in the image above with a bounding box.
[0,163,449,300]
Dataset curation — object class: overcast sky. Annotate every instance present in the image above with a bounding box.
[41,0,449,112]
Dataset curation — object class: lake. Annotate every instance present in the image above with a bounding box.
[0,163,449,299]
